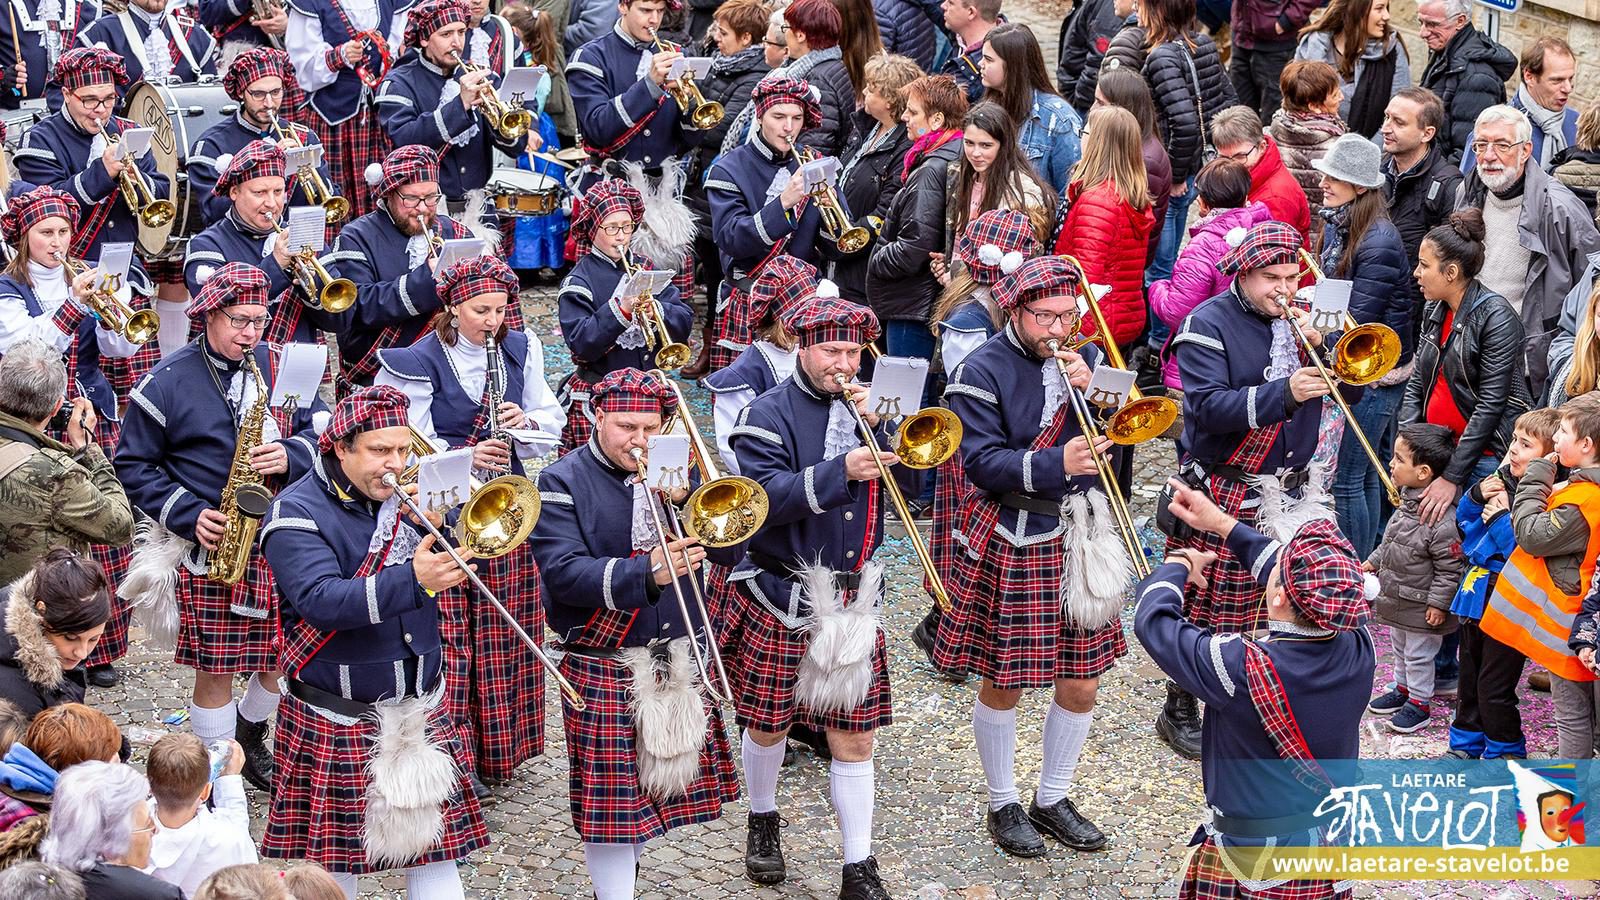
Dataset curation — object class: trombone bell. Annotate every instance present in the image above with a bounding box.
[455,474,542,559]
[684,475,768,547]
[890,407,962,469]
[1332,322,1401,386]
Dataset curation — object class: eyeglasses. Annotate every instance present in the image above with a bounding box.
[1020,305,1080,328]
[394,192,443,208]
[72,92,116,110]
[222,312,271,331]
[245,87,285,102]
[598,222,638,236]
[1470,139,1527,157]
[763,39,784,48]
[1219,142,1261,163]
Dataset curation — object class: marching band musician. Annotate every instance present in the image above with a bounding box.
[462,0,515,76]
[285,0,408,220]
[374,0,538,212]
[1135,482,1371,900]
[185,142,299,334]
[200,0,289,63]
[259,384,488,898]
[79,0,219,85]
[704,75,838,372]
[188,48,337,228]
[1162,220,1354,761]
[529,367,740,900]
[373,254,562,795]
[722,296,916,898]
[0,0,99,110]
[932,255,1127,859]
[115,262,328,792]
[0,187,144,682]
[555,177,692,454]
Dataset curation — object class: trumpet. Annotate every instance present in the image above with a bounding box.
[796,148,871,253]
[623,257,692,369]
[447,50,532,141]
[57,253,160,344]
[1292,250,1403,506]
[273,117,350,224]
[107,131,176,229]
[648,369,769,546]
[649,29,724,129]
[1059,255,1178,445]
[628,446,736,705]
[275,224,356,313]
[381,472,585,710]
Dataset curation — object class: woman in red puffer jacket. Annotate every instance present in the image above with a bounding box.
[1054,105,1155,348]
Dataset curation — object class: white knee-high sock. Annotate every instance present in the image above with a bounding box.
[330,871,358,900]
[237,673,281,724]
[829,757,875,865]
[189,700,237,743]
[584,842,639,900]
[972,698,1020,810]
[742,731,785,814]
[1036,703,1093,807]
[403,860,464,899]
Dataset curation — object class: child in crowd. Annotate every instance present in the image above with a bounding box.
[143,734,257,896]
[1483,393,1600,760]
[1365,423,1466,733]
[1449,408,1562,759]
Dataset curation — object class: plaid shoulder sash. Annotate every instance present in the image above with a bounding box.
[1241,637,1332,792]
[958,393,1074,549]
[276,509,401,675]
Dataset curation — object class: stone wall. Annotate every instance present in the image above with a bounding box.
[1387,0,1600,107]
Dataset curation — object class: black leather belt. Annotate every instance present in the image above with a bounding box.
[996,492,1062,516]
[286,677,376,719]
[1208,465,1309,493]
[1211,809,1324,839]
[561,644,623,660]
[747,549,863,592]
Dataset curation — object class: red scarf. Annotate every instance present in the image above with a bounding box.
[902,128,962,180]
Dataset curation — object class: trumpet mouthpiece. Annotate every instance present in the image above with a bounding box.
[833,373,846,384]
[629,447,645,459]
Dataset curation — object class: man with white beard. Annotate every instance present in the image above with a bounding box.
[1457,104,1600,398]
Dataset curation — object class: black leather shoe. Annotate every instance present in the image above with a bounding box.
[234,712,274,793]
[87,664,118,688]
[838,855,891,900]
[788,723,832,761]
[1156,682,1202,760]
[744,811,786,885]
[1029,795,1107,851]
[912,607,966,684]
[468,773,492,801]
[986,802,1047,857]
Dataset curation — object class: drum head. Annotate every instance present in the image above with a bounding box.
[486,168,561,193]
[125,82,179,258]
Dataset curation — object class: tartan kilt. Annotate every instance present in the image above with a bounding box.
[438,546,546,781]
[670,247,696,304]
[710,283,750,372]
[174,559,279,674]
[559,650,739,844]
[102,342,163,400]
[720,579,893,734]
[1179,835,1351,900]
[926,454,970,597]
[933,512,1128,689]
[321,108,390,222]
[703,561,734,630]
[263,689,489,874]
[143,256,185,285]
[1173,475,1267,634]
[557,371,594,456]
[85,542,133,667]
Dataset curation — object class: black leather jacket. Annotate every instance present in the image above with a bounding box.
[866,138,961,323]
[1400,281,1532,485]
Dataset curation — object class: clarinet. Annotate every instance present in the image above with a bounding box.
[483,330,510,464]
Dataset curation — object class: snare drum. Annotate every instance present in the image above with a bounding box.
[487,168,565,216]
[124,80,237,257]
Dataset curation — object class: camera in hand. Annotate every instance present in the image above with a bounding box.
[1155,467,1212,543]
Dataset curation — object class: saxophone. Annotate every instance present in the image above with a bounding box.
[209,353,276,585]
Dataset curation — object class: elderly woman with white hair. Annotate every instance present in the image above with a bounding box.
[39,761,180,900]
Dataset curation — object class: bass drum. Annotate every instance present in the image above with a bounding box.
[124,80,237,258]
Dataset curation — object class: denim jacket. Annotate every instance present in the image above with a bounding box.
[1018,91,1082,195]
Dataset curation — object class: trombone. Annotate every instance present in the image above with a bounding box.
[628,446,736,705]
[400,425,541,559]
[380,472,585,710]
[447,50,533,141]
[275,224,356,313]
[649,29,724,129]
[648,369,769,546]
[57,252,159,344]
[107,131,176,229]
[623,257,692,369]
[1059,255,1177,444]
[1290,249,1403,506]
[796,148,871,253]
[272,117,350,224]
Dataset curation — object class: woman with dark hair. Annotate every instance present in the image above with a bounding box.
[978,22,1082,194]
[1311,133,1410,558]
[1401,208,1533,527]
[832,53,920,304]
[0,550,111,719]
[780,0,855,158]
[1295,0,1410,139]
[1093,66,1171,260]
[944,102,1055,261]
[828,0,887,89]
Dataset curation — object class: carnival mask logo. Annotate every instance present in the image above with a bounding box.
[1509,761,1586,852]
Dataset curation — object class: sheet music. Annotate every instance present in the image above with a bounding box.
[645,434,692,495]
[286,206,326,254]
[864,356,928,422]
[270,342,328,408]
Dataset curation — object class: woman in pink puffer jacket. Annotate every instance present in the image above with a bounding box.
[1148,159,1272,391]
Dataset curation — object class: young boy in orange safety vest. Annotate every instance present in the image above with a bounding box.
[1482,393,1600,760]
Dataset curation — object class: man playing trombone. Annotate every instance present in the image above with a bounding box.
[722,296,915,899]
[529,368,740,900]
[1162,220,1357,760]
[188,48,339,228]
[375,0,540,214]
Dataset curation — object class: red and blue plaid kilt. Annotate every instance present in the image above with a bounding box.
[710,283,750,372]
[1179,835,1351,900]
[143,256,185,285]
[557,371,594,456]
[85,542,132,667]
[719,579,893,734]
[438,545,546,781]
[703,561,734,629]
[321,108,390,222]
[670,246,695,305]
[926,454,970,597]
[1173,474,1268,634]
[558,650,739,844]
[102,341,163,401]
[933,502,1128,689]
[174,559,278,674]
[263,689,489,874]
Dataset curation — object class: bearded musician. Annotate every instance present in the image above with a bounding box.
[0,0,100,110]
[115,263,328,793]
[79,0,219,85]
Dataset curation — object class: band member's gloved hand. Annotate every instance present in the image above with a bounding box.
[1061,435,1111,476]
[1053,347,1092,390]
[63,398,98,452]
[650,535,705,585]
[1164,548,1218,590]
[415,534,473,592]
[249,442,290,475]
[780,171,806,210]
[843,447,899,481]
[1163,477,1238,540]
[195,508,230,550]
[1288,367,1331,403]
[472,439,512,472]
[101,144,126,180]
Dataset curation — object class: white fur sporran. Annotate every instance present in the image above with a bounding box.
[623,639,707,801]
[616,159,695,270]
[1254,461,1335,543]
[363,696,459,869]
[794,560,883,714]
[120,520,193,651]
[1058,490,1132,630]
